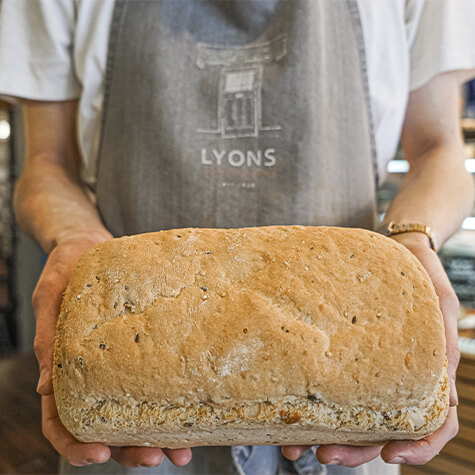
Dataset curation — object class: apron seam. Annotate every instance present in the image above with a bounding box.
[346,0,380,193]
[94,0,127,192]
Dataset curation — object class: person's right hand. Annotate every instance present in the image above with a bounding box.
[33,233,192,468]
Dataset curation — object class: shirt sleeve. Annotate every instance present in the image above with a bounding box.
[408,0,475,91]
[0,0,80,100]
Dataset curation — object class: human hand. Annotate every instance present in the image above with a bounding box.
[34,232,193,467]
[282,232,459,467]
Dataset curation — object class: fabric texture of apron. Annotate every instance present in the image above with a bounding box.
[60,1,399,474]
[94,0,378,237]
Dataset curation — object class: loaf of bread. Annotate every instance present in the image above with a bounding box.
[53,226,449,447]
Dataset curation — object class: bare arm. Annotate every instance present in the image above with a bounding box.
[14,100,111,252]
[283,70,475,467]
[319,71,474,466]
[374,69,474,466]
[15,100,191,468]
[384,70,474,248]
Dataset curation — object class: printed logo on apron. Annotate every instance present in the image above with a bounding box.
[96,0,377,236]
[196,35,287,189]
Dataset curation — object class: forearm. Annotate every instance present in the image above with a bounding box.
[14,158,111,254]
[384,146,473,250]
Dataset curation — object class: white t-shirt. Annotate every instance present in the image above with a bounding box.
[1,0,475,187]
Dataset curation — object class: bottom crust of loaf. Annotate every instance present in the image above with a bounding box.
[56,373,449,447]
[72,427,432,448]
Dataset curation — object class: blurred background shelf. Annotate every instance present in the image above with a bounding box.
[462,118,475,139]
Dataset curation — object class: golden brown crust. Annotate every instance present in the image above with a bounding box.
[53,226,449,446]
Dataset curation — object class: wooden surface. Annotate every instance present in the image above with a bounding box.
[0,352,57,474]
[402,355,475,475]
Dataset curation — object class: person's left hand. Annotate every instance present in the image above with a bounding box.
[282,232,460,467]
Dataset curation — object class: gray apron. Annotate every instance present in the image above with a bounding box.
[60,0,398,474]
[94,0,378,237]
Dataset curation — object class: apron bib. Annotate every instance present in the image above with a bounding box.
[95,0,378,237]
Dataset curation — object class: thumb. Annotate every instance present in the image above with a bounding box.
[409,247,460,407]
[37,367,52,395]
[33,237,111,395]
[32,251,76,395]
[33,281,65,395]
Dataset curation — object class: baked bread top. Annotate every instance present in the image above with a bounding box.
[53,226,447,418]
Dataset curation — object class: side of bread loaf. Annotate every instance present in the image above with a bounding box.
[53,226,449,447]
